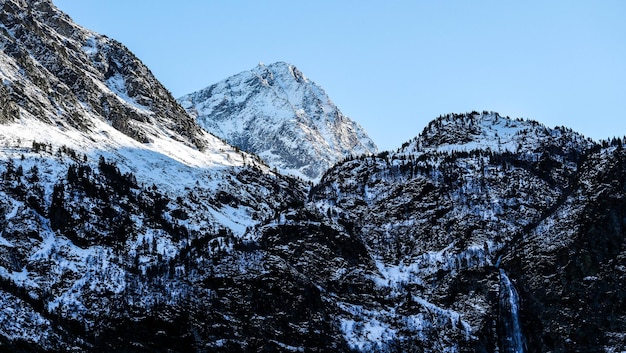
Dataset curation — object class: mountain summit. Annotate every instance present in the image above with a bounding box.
[399,111,591,153]
[178,62,377,180]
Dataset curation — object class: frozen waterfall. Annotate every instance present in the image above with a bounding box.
[498,269,526,353]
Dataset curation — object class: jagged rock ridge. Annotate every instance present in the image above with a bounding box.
[178,61,378,180]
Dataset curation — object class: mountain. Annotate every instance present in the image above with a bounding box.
[308,111,615,352]
[178,61,378,181]
[0,0,286,226]
[0,1,311,350]
[1,2,626,352]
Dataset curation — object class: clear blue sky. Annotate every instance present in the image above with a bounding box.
[54,0,626,151]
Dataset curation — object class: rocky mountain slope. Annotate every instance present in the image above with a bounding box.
[1,1,625,352]
[178,62,377,181]
[0,0,205,149]
[0,1,310,350]
[307,111,622,352]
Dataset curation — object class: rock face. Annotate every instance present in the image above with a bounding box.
[178,62,377,181]
[1,2,625,352]
[0,0,206,149]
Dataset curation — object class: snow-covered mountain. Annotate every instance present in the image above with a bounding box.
[307,112,624,352]
[0,2,307,350]
[178,61,377,180]
[0,0,285,223]
[1,2,626,352]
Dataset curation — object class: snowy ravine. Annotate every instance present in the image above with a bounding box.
[1,1,626,352]
[178,61,378,181]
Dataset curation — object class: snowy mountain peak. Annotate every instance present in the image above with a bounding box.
[399,111,593,156]
[179,62,378,180]
[253,61,307,86]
